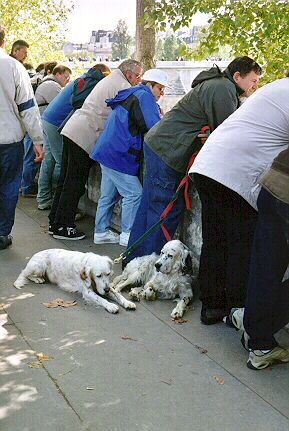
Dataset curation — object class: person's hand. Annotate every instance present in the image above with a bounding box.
[197,133,209,145]
[34,144,44,162]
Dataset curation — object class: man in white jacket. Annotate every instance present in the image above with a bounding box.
[0,27,43,249]
[189,77,289,325]
[49,59,143,240]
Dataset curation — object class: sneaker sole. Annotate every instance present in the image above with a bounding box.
[53,234,86,240]
[94,239,119,244]
[247,353,289,370]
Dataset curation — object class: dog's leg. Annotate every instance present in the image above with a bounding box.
[113,273,139,292]
[128,286,144,301]
[171,297,191,319]
[111,274,127,289]
[107,287,136,310]
[14,260,46,289]
[14,270,29,289]
[82,287,119,314]
[140,281,157,301]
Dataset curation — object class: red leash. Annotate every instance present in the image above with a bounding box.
[160,126,210,241]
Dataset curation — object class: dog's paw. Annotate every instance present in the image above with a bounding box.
[141,287,156,301]
[14,280,23,289]
[106,303,119,314]
[31,277,45,284]
[124,300,136,310]
[129,288,142,301]
[171,305,184,319]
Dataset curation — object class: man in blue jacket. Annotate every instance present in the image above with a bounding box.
[90,69,169,247]
[36,63,110,210]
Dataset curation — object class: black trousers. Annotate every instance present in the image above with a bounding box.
[244,188,289,350]
[49,136,94,227]
[193,174,258,310]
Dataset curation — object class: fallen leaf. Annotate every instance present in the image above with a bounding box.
[36,352,54,361]
[197,346,208,354]
[28,361,42,368]
[172,317,188,324]
[121,336,137,341]
[43,298,77,308]
[213,375,225,385]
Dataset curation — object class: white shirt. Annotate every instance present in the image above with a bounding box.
[190,78,289,210]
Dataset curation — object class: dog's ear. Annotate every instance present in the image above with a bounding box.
[181,249,193,274]
[80,266,91,287]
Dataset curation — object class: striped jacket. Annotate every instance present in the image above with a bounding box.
[0,47,43,146]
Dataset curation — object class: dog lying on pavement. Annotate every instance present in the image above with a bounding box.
[112,240,197,318]
[14,249,136,314]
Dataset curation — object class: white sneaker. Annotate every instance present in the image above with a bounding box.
[119,232,130,247]
[38,201,52,210]
[94,230,119,244]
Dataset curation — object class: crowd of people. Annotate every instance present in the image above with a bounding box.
[0,25,288,371]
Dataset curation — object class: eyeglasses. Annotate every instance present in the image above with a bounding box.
[130,71,142,80]
[155,84,165,94]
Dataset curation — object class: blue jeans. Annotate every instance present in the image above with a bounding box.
[0,141,24,235]
[37,120,63,206]
[21,134,41,194]
[95,165,142,234]
[244,188,289,350]
[125,144,185,264]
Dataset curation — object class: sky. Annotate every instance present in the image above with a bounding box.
[66,0,137,43]
[66,0,208,43]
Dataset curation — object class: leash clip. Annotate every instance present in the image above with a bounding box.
[114,253,124,264]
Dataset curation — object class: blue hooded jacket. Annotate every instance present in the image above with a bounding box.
[42,68,106,127]
[90,84,161,176]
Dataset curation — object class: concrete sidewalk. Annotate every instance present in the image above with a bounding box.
[1,197,289,431]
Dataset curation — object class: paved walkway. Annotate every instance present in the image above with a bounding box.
[1,197,289,431]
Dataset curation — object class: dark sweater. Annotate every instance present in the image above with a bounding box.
[145,66,244,173]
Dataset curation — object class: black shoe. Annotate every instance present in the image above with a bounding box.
[201,306,228,325]
[48,223,54,235]
[0,235,12,250]
[53,226,86,240]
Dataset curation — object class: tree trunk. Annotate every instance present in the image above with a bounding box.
[135,0,156,71]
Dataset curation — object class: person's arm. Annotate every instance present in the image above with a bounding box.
[15,64,44,160]
[201,81,239,130]
[135,92,162,133]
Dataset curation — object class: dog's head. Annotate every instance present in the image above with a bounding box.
[154,240,193,275]
[80,253,113,295]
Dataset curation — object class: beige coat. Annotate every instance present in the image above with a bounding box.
[61,69,131,154]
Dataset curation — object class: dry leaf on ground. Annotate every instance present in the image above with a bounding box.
[121,336,137,341]
[28,361,42,368]
[43,298,77,308]
[197,346,208,354]
[36,352,54,361]
[213,375,225,385]
[172,317,188,324]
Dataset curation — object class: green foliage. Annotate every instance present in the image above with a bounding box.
[149,0,289,81]
[162,34,179,60]
[0,0,72,66]
[111,19,132,60]
[155,37,164,60]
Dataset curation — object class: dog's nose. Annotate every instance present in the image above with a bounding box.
[104,285,110,293]
[155,262,161,272]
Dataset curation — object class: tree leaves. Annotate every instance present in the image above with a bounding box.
[149,0,289,81]
[0,0,72,65]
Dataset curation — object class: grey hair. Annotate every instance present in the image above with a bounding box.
[118,59,142,74]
